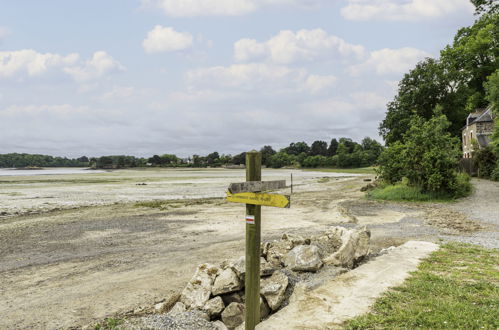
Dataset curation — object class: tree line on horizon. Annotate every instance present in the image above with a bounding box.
[0,137,383,169]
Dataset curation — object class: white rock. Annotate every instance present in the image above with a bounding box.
[203,296,225,318]
[323,226,370,268]
[284,245,323,272]
[212,268,243,296]
[167,302,186,315]
[212,320,229,330]
[260,270,288,311]
[179,263,220,309]
[221,302,245,329]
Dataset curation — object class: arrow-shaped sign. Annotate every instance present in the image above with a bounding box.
[226,191,290,208]
[228,180,286,194]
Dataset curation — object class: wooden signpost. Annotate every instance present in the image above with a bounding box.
[226,151,290,330]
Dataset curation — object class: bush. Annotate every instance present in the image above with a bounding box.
[491,164,499,181]
[378,113,463,196]
[473,147,497,179]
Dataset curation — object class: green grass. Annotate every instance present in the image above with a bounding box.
[94,318,124,330]
[306,167,376,175]
[344,242,499,329]
[366,183,456,202]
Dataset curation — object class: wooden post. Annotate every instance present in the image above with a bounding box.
[245,151,261,330]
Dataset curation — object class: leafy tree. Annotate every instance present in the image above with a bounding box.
[270,152,295,168]
[380,12,498,145]
[361,137,384,164]
[260,146,276,167]
[471,0,498,14]
[327,138,339,156]
[485,70,499,154]
[309,140,328,156]
[378,113,463,194]
[283,142,310,155]
[339,138,357,153]
[231,152,246,165]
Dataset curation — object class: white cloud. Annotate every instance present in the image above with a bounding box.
[143,25,193,53]
[99,86,135,101]
[341,0,474,21]
[64,51,125,82]
[0,50,78,78]
[186,63,335,94]
[349,47,431,76]
[234,29,365,64]
[143,0,326,17]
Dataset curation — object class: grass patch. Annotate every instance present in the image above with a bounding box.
[344,242,499,329]
[306,167,376,175]
[366,183,456,202]
[94,318,124,330]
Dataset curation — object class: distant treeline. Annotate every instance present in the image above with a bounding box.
[0,137,383,169]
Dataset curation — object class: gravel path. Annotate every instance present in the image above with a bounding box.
[441,179,499,249]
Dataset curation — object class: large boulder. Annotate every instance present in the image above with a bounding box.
[323,226,370,268]
[260,270,288,311]
[202,296,225,319]
[284,245,323,272]
[221,302,245,329]
[263,240,294,268]
[179,263,220,309]
[212,268,243,296]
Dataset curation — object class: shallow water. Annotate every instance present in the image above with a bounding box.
[0,168,104,176]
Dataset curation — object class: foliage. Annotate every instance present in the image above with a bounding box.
[485,69,499,155]
[269,152,295,168]
[260,145,276,167]
[309,140,328,156]
[345,242,499,329]
[379,12,499,145]
[0,153,89,168]
[471,0,499,15]
[327,138,339,156]
[378,114,468,196]
[473,146,498,178]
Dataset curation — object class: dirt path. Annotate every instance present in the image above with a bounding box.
[0,173,496,329]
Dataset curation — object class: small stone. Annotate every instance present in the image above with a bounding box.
[154,302,167,313]
[229,256,246,281]
[179,263,220,309]
[212,268,243,296]
[221,292,243,306]
[260,296,270,320]
[284,245,323,272]
[202,296,225,318]
[212,320,229,330]
[221,302,245,329]
[260,270,288,311]
[168,302,186,315]
[260,257,275,276]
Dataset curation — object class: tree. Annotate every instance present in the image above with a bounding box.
[309,140,328,156]
[231,152,246,165]
[485,70,499,154]
[361,137,384,164]
[327,138,339,156]
[260,146,276,167]
[379,12,499,145]
[283,142,310,155]
[378,113,463,194]
[270,152,295,168]
[471,0,498,14]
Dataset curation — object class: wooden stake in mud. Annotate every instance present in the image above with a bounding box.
[245,151,261,330]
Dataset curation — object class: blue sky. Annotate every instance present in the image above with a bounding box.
[0,0,477,157]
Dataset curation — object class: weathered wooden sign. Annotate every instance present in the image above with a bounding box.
[225,151,291,330]
[228,180,286,194]
[226,191,290,208]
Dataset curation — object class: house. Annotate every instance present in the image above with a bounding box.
[462,106,494,158]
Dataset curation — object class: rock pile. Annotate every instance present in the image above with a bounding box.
[163,226,370,329]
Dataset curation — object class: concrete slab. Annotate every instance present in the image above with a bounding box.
[257,241,439,329]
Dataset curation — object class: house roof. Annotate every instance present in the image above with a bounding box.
[462,106,493,130]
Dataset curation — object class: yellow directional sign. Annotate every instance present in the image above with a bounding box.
[226,191,290,208]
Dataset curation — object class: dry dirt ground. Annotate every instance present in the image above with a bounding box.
[0,169,496,329]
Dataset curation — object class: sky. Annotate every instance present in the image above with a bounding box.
[0,0,477,158]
